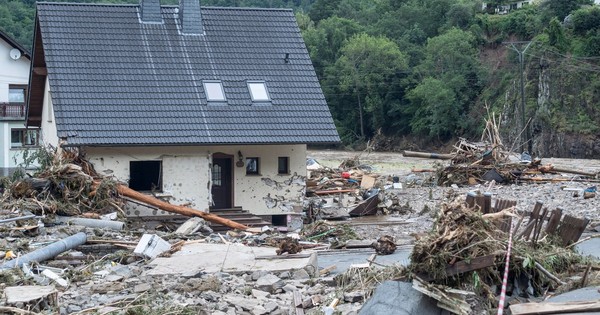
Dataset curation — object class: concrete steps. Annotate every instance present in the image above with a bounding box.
[209,208,271,231]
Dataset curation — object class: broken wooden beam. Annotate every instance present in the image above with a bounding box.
[538,165,598,177]
[114,184,248,231]
[402,150,454,160]
[510,300,600,314]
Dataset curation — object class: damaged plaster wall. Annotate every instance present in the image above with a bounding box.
[217,144,306,215]
[83,144,306,216]
[84,147,211,216]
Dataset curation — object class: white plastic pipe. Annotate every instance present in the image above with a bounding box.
[0,232,87,269]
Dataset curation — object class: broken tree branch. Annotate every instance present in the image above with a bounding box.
[114,184,248,231]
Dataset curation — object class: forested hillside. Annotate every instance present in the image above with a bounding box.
[1,0,599,157]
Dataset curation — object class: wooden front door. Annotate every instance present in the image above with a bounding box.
[211,155,233,210]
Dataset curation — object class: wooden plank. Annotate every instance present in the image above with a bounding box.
[510,300,600,315]
[293,290,305,315]
[558,215,590,246]
[445,255,496,277]
[465,192,476,208]
[544,208,563,235]
[522,201,543,240]
[533,207,549,243]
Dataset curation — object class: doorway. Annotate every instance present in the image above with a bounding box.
[211,154,233,210]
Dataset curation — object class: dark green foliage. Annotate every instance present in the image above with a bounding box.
[571,6,600,35]
[540,0,593,22]
[2,0,600,150]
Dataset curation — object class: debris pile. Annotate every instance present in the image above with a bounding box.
[403,115,600,186]
[305,155,417,220]
[407,196,596,312]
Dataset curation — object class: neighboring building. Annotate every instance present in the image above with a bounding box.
[27,0,339,220]
[482,1,532,14]
[0,29,36,177]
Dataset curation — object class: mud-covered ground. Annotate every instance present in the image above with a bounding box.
[308,149,600,242]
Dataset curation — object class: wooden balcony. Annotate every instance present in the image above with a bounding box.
[0,103,25,119]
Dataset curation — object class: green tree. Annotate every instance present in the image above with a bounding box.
[571,6,600,36]
[541,0,593,22]
[326,33,408,141]
[407,78,461,139]
[302,16,363,78]
[308,0,340,23]
[547,17,568,51]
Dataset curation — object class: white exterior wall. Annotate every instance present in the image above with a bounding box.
[40,78,58,147]
[0,39,31,175]
[85,144,306,216]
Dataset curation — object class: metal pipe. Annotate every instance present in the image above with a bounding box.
[0,232,87,270]
[0,215,36,224]
[56,216,124,231]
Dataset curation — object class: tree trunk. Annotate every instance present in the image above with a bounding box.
[116,184,248,231]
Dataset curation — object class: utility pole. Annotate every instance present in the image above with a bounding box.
[505,41,533,153]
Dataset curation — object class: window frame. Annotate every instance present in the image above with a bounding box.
[129,160,163,192]
[10,128,40,148]
[8,84,27,105]
[203,80,227,102]
[277,156,290,175]
[247,81,271,102]
[245,157,260,175]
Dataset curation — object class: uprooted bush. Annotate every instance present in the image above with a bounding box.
[1,147,123,216]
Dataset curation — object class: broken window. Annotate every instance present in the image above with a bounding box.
[129,161,162,192]
[10,129,39,148]
[203,81,226,102]
[278,157,289,174]
[246,157,259,175]
[247,81,270,102]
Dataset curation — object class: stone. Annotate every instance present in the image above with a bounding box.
[252,305,269,315]
[175,217,212,235]
[344,290,366,303]
[134,283,152,293]
[91,282,126,294]
[359,281,442,315]
[254,274,283,293]
[282,284,296,293]
[278,271,290,279]
[223,295,259,311]
[251,270,268,281]
[264,301,279,313]
[292,269,310,280]
[67,304,82,313]
[4,285,58,305]
[251,289,270,300]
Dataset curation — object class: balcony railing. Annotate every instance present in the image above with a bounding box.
[0,103,25,118]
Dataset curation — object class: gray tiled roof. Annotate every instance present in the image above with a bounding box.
[36,2,339,146]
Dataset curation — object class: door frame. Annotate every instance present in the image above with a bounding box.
[210,152,234,210]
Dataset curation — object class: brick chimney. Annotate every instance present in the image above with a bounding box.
[179,0,203,35]
[140,0,162,23]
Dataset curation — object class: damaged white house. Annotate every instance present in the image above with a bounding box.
[26,0,339,224]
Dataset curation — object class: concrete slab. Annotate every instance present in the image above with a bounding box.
[318,245,412,275]
[145,243,317,276]
[359,281,443,315]
[4,285,57,304]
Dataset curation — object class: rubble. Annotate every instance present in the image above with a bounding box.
[0,141,597,314]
